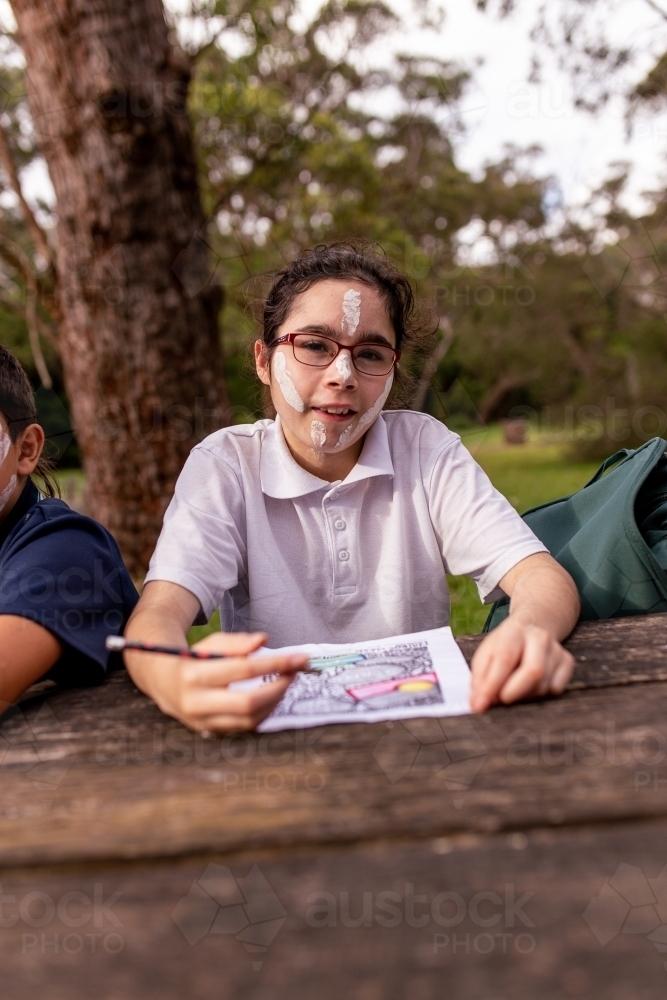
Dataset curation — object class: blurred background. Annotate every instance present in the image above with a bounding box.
[1,0,667,632]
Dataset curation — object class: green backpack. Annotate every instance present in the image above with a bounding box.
[484,436,667,632]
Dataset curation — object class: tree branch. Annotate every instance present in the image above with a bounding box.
[189,1,256,62]
[24,264,52,388]
[0,235,53,387]
[477,369,541,425]
[0,238,53,302]
[410,317,455,411]
[642,0,667,22]
[0,123,52,267]
[0,289,56,343]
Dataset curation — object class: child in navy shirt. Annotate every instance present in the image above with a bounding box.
[0,346,138,705]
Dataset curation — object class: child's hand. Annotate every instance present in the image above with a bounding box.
[470,618,575,712]
[146,631,308,733]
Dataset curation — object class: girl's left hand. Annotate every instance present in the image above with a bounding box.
[469,617,575,712]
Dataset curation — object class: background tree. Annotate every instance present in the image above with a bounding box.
[3,0,667,578]
[6,0,228,576]
[0,0,549,576]
[183,0,550,410]
[470,0,667,452]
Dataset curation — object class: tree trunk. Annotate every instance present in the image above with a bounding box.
[477,370,541,425]
[11,0,229,576]
[410,317,454,412]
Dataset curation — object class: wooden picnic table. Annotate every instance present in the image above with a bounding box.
[2,613,667,999]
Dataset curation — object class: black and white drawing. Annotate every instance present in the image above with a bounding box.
[270,640,445,719]
[249,627,472,732]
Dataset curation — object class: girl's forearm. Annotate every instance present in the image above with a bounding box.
[504,555,580,641]
[123,604,190,702]
[125,603,190,647]
[122,580,202,699]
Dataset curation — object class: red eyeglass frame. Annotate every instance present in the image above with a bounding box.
[273,332,401,376]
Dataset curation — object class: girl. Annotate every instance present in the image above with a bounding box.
[125,243,579,732]
[0,345,138,705]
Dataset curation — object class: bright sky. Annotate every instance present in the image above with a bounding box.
[19,0,667,223]
[369,0,667,217]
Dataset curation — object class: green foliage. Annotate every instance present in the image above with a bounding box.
[1,0,667,457]
[188,609,221,644]
[185,0,549,415]
[0,55,60,394]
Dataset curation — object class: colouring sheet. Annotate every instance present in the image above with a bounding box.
[245,627,471,732]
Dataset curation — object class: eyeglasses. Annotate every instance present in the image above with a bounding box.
[274,333,400,377]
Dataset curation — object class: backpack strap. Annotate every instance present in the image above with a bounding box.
[583,447,636,488]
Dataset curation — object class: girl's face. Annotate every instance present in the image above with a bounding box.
[256,279,397,474]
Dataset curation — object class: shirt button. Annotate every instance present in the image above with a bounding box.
[338,550,350,561]
[334,519,346,530]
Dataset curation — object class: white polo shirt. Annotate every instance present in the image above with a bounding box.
[145,411,546,645]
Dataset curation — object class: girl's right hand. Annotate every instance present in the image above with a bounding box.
[143,631,308,733]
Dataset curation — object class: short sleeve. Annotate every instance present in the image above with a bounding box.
[0,504,139,683]
[144,445,247,619]
[426,437,547,603]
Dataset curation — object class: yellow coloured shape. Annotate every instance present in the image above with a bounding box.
[397,680,435,693]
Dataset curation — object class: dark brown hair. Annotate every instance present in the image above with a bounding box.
[0,344,60,498]
[256,241,437,410]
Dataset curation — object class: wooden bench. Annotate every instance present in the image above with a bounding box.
[1,613,667,998]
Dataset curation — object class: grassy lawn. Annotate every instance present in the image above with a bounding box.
[448,428,599,636]
[52,469,86,508]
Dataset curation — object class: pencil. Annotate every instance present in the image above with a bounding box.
[105,636,228,659]
[105,635,316,669]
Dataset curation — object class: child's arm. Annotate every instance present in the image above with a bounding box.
[0,616,63,706]
[124,581,309,732]
[470,552,580,712]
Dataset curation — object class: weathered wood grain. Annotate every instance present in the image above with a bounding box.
[2,675,667,867]
[456,611,667,689]
[0,818,666,1000]
[2,617,667,997]
[0,614,665,869]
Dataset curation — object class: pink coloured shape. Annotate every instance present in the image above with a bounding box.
[347,672,439,701]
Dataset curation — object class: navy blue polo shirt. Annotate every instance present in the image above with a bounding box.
[0,480,139,685]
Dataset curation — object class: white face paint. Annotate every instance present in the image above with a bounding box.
[0,427,15,514]
[335,351,353,381]
[0,473,16,514]
[273,350,305,413]
[0,426,11,465]
[310,419,326,450]
[341,289,361,336]
[335,372,393,450]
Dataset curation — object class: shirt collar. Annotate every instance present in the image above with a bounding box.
[260,414,394,499]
